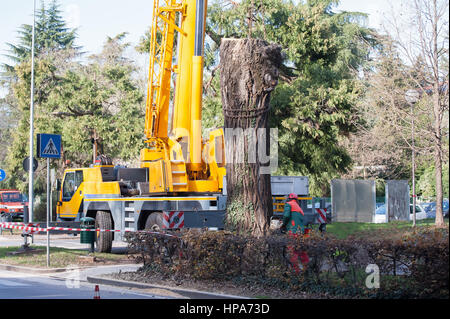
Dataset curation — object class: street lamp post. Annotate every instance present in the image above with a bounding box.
[405,89,420,227]
[28,0,36,225]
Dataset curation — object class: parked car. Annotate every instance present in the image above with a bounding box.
[424,202,436,218]
[373,204,426,223]
[376,202,384,209]
[374,204,387,223]
[444,200,449,218]
[409,204,427,220]
[424,200,449,218]
[0,189,27,219]
[420,202,433,213]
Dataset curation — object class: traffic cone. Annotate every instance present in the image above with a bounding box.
[93,285,100,299]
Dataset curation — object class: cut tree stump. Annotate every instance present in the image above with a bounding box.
[220,38,283,237]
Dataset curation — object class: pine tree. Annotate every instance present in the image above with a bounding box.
[2,0,78,74]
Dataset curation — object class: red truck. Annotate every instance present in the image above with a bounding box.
[0,189,27,219]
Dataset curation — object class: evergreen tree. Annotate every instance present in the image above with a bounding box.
[4,34,144,192]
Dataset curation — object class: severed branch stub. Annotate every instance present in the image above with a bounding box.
[220,38,283,237]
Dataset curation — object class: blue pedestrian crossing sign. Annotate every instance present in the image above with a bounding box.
[37,134,62,159]
[0,169,6,182]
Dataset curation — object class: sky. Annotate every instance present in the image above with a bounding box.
[0,0,154,65]
[0,0,394,97]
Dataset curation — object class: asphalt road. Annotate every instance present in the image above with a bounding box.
[0,269,167,299]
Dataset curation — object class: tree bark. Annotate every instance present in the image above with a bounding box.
[220,38,282,237]
[433,88,444,227]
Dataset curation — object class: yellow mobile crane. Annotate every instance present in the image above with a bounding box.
[56,0,227,252]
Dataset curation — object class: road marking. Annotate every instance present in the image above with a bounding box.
[0,279,30,287]
[28,294,67,298]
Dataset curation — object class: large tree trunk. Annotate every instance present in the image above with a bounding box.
[220,38,282,237]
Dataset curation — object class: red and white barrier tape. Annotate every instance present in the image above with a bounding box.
[0,222,179,238]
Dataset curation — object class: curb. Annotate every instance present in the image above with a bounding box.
[0,263,71,274]
[87,275,249,299]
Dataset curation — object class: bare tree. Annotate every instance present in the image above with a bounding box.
[382,0,449,227]
[343,36,418,184]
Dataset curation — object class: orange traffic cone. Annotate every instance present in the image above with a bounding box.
[94,285,101,299]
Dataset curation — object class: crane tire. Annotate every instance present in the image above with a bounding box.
[95,211,113,253]
[144,212,164,231]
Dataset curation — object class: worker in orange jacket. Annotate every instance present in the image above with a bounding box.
[281,193,310,273]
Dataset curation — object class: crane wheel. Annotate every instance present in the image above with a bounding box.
[144,212,164,231]
[95,211,113,253]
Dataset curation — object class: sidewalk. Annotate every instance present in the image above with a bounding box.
[0,262,247,299]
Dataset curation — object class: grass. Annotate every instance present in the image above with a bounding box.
[0,246,130,269]
[326,218,449,239]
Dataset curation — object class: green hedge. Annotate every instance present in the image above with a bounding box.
[125,227,449,298]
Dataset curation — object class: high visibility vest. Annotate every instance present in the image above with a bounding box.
[287,199,304,215]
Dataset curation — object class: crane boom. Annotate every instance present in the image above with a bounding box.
[145,0,183,139]
[141,0,225,194]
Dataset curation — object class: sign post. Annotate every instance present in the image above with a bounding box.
[50,169,56,222]
[37,133,62,267]
[0,169,6,182]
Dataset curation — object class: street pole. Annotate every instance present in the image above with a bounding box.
[405,89,419,227]
[28,0,36,225]
[46,158,50,267]
[50,187,53,222]
[411,102,416,227]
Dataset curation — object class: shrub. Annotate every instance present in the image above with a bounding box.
[125,227,449,298]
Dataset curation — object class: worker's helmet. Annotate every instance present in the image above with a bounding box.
[288,193,298,199]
